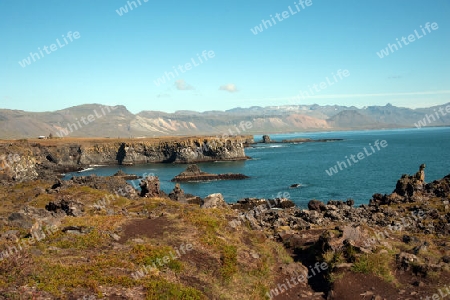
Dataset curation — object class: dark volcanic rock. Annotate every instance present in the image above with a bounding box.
[168,184,202,205]
[262,135,272,143]
[394,163,426,197]
[228,165,450,238]
[169,183,186,202]
[308,199,326,211]
[113,170,140,180]
[171,164,249,182]
[1,136,251,183]
[231,197,295,210]
[45,198,84,217]
[140,176,164,198]
[425,174,450,197]
[369,164,428,206]
[45,200,74,216]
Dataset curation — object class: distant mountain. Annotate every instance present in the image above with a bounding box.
[0,102,449,139]
[327,110,387,129]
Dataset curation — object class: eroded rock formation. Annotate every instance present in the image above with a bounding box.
[0,136,251,182]
[171,164,249,182]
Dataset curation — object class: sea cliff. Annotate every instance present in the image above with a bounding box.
[0,136,253,181]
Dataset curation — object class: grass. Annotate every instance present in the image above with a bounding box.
[51,230,108,250]
[323,250,346,269]
[274,243,294,264]
[219,245,238,281]
[28,255,137,296]
[351,252,396,283]
[130,244,184,272]
[142,279,206,300]
[0,179,300,299]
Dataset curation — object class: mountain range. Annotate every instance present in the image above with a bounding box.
[0,103,449,139]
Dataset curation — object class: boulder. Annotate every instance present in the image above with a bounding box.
[45,198,85,217]
[308,199,326,211]
[7,212,34,230]
[396,252,419,271]
[201,193,227,209]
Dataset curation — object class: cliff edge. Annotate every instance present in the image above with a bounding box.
[0,136,252,182]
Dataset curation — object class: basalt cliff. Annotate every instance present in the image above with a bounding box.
[0,136,252,182]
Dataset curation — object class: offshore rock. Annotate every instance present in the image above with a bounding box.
[171,164,249,182]
[262,135,272,143]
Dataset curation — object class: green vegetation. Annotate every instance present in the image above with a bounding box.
[142,279,205,300]
[219,245,238,281]
[0,180,292,299]
[352,252,395,283]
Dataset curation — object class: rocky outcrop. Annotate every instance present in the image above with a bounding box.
[0,147,39,182]
[308,199,327,211]
[393,163,426,198]
[113,170,140,180]
[171,164,249,182]
[139,176,164,198]
[201,193,228,209]
[168,183,202,205]
[369,164,431,206]
[70,136,250,165]
[230,197,295,210]
[262,135,272,143]
[228,165,449,237]
[168,183,186,202]
[0,136,251,182]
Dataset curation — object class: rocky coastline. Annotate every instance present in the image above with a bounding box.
[0,158,448,298]
[0,136,252,183]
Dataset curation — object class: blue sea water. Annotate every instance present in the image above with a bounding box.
[64,127,450,207]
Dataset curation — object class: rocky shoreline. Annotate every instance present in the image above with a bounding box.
[0,136,252,183]
[0,159,448,299]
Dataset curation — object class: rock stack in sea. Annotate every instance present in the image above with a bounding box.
[171,164,249,182]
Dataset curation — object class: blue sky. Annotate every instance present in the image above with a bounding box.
[0,0,449,113]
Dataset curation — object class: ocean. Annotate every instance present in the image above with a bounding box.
[63,127,450,207]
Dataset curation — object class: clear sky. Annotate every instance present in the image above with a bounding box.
[1,0,449,113]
